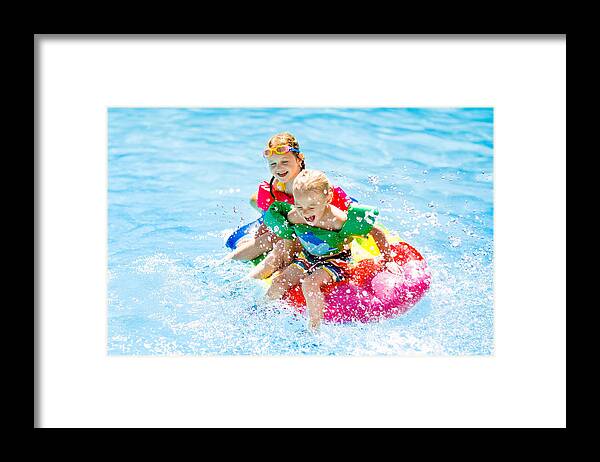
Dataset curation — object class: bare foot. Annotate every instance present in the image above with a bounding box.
[308,318,321,333]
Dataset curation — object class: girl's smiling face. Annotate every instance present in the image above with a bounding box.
[267,152,303,183]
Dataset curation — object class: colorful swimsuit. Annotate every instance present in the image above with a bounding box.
[264,201,380,283]
[290,249,353,282]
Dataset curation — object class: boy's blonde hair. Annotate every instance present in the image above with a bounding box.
[293,169,331,196]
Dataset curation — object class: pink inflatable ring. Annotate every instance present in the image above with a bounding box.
[282,242,431,323]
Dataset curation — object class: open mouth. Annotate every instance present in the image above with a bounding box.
[304,215,316,223]
[276,170,289,178]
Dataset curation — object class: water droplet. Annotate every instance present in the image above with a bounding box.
[448,236,461,248]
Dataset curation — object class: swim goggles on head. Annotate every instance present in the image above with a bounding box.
[263,144,301,158]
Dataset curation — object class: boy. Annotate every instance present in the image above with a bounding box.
[263,170,396,331]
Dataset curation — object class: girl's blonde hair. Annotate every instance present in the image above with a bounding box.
[293,169,331,196]
[267,132,300,151]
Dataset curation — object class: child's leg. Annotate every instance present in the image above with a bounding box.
[249,238,285,279]
[249,238,301,280]
[228,231,277,261]
[301,268,335,332]
[265,263,306,300]
[282,238,303,266]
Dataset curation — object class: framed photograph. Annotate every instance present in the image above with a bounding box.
[36,35,566,428]
[107,107,493,356]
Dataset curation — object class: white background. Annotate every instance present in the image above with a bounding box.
[36,35,566,428]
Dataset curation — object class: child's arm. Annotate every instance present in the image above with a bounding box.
[264,201,297,239]
[369,226,395,262]
[285,207,306,225]
[249,192,261,212]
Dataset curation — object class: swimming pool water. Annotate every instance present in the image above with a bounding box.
[108,108,493,355]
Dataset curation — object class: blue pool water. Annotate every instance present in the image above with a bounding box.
[108,108,493,355]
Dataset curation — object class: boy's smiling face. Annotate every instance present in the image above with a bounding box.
[267,152,303,183]
[293,189,332,225]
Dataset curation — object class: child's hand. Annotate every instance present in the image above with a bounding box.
[287,207,304,225]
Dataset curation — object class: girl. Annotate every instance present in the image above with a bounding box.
[227,132,352,279]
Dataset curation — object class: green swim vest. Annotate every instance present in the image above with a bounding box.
[264,201,379,257]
